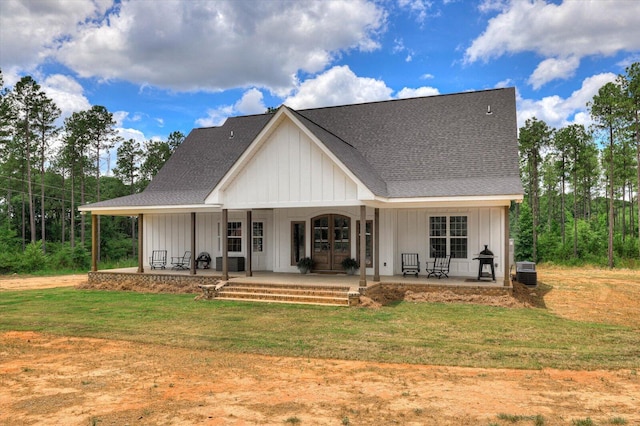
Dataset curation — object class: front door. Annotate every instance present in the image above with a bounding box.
[312,214,350,271]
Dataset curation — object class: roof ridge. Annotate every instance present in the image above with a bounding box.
[291,87,514,113]
[285,106,356,149]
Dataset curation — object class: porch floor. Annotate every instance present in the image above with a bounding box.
[99,267,508,291]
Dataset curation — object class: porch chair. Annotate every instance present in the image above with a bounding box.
[171,251,192,270]
[426,255,451,279]
[401,253,420,277]
[149,250,167,270]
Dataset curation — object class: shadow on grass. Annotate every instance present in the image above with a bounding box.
[512,281,552,309]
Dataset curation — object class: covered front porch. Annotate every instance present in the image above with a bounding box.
[87,268,513,306]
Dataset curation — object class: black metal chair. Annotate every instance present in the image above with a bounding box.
[149,250,167,270]
[171,251,191,270]
[426,255,451,279]
[401,253,420,277]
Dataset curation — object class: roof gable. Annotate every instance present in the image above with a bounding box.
[81,88,523,212]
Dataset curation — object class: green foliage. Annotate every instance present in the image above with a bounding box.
[19,241,48,272]
[514,202,533,261]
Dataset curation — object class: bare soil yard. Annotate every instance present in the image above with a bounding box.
[1,266,639,425]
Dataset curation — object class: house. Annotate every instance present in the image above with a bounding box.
[79,88,523,288]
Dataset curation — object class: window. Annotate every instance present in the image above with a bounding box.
[217,222,221,252]
[429,215,467,259]
[227,221,242,252]
[356,220,373,267]
[252,222,263,252]
[449,216,468,259]
[291,221,306,265]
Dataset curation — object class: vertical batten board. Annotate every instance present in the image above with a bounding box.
[379,209,396,276]
[222,117,359,208]
[321,156,334,200]
[289,128,301,202]
[334,169,346,201]
[195,213,218,256]
[299,132,312,202]
[278,124,290,202]
[490,207,504,277]
[477,208,491,253]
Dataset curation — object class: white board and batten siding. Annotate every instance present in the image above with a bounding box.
[142,207,506,277]
[220,120,359,209]
[394,207,507,278]
[143,212,273,271]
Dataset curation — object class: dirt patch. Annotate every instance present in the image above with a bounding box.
[0,274,87,290]
[2,266,640,425]
[1,331,638,426]
[77,279,203,294]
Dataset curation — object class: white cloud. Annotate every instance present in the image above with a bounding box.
[40,74,91,121]
[477,0,508,14]
[516,72,616,129]
[116,127,146,144]
[283,66,393,109]
[396,86,439,99]
[528,56,580,90]
[196,88,267,127]
[196,105,235,128]
[420,73,435,80]
[235,88,266,115]
[41,0,386,94]
[494,78,512,88]
[112,111,129,127]
[466,0,640,87]
[397,0,433,23]
[0,0,111,71]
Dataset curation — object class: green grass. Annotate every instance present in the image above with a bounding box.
[1,288,638,370]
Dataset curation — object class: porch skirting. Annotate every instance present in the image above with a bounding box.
[366,281,512,298]
[88,271,220,287]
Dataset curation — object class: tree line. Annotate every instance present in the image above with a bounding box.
[514,62,639,268]
[1,63,639,274]
[0,69,184,272]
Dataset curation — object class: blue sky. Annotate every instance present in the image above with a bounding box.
[1,0,640,148]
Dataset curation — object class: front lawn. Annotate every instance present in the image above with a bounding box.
[1,287,637,370]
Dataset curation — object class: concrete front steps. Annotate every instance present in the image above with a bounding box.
[213,282,356,306]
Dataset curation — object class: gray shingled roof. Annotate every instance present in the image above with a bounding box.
[296,88,522,198]
[85,88,522,210]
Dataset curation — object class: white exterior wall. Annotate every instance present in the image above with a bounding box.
[394,207,506,278]
[220,120,359,209]
[143,206,506,278]
[142,211,273,271]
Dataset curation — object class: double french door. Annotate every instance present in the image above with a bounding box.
[312,214,350,271]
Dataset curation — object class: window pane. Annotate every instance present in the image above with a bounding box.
[357,220,373,267]
[450,238,467,259]
[430,216,446,237]
[291,222,305,264]
[429,238,446,258]
[227,222,242,252]
[252,222,263,252]
[450,216,467,237]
